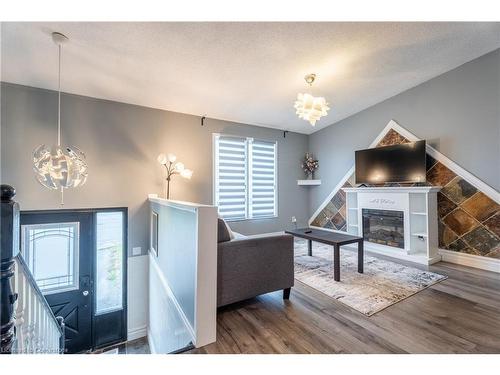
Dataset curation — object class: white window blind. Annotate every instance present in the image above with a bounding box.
[214,135,277,221]
[250,139,277,219]
[214,135,248,220]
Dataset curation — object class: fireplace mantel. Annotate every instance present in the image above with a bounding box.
[341,186,442,265]
[343,186,441,194]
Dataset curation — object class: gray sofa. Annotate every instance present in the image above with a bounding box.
[217,219,294,307]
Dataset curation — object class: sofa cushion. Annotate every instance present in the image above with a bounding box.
[216,233,294,307]
[217,218,235,242]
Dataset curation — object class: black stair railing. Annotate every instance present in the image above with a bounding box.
[0,185,65,354]
[1,184,19,354]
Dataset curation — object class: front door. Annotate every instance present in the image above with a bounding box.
[20,208,128,353]
[20,211,93,353]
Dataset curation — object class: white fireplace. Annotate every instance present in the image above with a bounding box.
[342,186,442,265]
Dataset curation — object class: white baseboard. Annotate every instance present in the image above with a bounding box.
[439,249,500,273]
[127,325,147,341]
[147,329,156,354]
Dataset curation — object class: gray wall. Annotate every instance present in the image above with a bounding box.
[0,83,309,256]
[2,49,498,255]
[309,48,500,216]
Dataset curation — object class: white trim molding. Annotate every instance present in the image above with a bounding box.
[382,120,499,203]
[309,165,354,225]
[147,328,157,354]
[425,147,500,204]
[439,249,500,273]
[308,120,402,225]
[128,325,147,341]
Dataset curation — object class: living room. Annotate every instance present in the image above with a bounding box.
[1,1,499,373]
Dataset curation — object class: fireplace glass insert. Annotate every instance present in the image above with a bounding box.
[362,209,404,249]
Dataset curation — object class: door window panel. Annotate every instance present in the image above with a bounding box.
[96,211,124,314]
[21,222,80,294]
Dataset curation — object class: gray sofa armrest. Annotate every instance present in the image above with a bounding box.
[217,234,294,307]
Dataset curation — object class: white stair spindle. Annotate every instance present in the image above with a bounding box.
[10,257,64,354]
[27,287,33,353]
[14,264,26,353]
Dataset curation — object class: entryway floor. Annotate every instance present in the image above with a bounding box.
[97,337,150,354]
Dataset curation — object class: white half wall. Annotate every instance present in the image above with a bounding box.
[148,197,217,350]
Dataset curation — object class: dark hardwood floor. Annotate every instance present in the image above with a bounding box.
[188,260,500,354]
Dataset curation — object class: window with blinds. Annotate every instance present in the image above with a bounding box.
[214,134,277,221]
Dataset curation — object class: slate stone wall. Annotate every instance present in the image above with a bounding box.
[311,129,500,258]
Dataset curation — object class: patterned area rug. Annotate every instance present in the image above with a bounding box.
[294,238,447,316]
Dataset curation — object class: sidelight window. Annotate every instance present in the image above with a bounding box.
[95,211,124,314]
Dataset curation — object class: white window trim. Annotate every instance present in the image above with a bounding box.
[213,133,278,222]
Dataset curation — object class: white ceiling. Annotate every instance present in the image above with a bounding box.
[2,22,499,134]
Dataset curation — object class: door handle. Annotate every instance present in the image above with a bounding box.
[82,290,89,296]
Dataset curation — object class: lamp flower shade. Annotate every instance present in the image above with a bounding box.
[180,169,193,179]
[157,153,193,199]
[174,162,185,172]
[157,153,168,165]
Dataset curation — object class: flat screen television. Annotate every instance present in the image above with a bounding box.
[355,140,426,184]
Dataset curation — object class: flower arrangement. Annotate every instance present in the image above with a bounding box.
[302,152,319,178]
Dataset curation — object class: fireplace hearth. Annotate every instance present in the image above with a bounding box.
[362,209,404,249]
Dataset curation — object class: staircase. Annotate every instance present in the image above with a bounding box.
[1,185,65,354]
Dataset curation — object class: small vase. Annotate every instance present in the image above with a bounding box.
[311,171,315,180]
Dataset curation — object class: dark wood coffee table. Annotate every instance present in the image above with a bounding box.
[286,228,364,282]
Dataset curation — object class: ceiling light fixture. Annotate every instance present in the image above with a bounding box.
[294,73,330,126]
[32,32,88,205]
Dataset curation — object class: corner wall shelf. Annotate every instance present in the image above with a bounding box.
[297,179,321,186]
